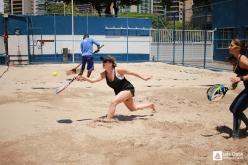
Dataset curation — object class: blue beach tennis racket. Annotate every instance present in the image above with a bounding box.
[207,84,229,101]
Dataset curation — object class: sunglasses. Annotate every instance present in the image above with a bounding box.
[102,60,111,63]
[229,43,240,48]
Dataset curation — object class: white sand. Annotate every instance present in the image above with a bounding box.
[0,62,247,164]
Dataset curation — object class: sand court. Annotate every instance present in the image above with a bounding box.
[0,62,247,164]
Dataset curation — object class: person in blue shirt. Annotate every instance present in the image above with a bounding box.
[79,34,101,77]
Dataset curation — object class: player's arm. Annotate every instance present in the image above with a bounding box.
[117,68,152,81]
[231,74,248,83]
[80,39,84,54]
[92,39,101,49]
[80,72,105,83]
[240,55,248,70]
[74,63,81,70]
[241,74,248,81]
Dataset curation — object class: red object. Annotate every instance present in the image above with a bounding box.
[3,32,8,41]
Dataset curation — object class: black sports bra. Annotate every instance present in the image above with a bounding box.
[234,55,248,76]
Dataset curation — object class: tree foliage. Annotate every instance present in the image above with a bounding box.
[61,0,142,16]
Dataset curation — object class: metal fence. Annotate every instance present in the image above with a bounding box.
[3,0,248,71]
[0,36,5,56]
[150,29,214,64]
[0,36,6,64]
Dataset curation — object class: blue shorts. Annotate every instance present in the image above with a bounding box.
[81,55,94,71]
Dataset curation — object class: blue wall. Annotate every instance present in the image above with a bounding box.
[29,53,149,64]
[3,15,151,36]
[212,0,248,61]
[0,16,152,64]
[0,17,3,35]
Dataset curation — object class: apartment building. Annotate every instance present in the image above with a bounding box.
[137,0,152,14]
[120,0,164,15]
[166,0,183,21]
[3,0,46,15]
[33,0,46,15]
[0,0,4,14]
[185,0,193,22]
[153,0,164,15]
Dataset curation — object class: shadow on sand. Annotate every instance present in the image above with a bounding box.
[113,114,153,121]
[57,114,154,124]
[216,125,248,139]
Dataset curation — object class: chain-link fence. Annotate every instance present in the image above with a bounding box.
[150,0,248,72]
[0,35,6,64]
[2,0,248,70]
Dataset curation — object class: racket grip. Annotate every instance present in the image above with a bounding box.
[230,82,238,90]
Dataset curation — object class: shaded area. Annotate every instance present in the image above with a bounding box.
[113,114,153,121]
[57,118,93,124]
[215,125,232,139]
[76,118,92,122]
[57,119,73,124]
[215,125,248,139]
[32,87,56,89]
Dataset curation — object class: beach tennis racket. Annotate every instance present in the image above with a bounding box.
[55,77,76,94]
[207,84,229,101]
[66,45,104,76]
[66,68,80,75]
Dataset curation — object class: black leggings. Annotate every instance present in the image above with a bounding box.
[229,88,248,135]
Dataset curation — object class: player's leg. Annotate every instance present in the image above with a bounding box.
[80,56,87,75]
[236,91,248,130]
[106,90,133,120]
[86,56,94,77]
[230,89,248,137]
[124,96,155,112]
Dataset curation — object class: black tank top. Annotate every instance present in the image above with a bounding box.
[234,55,248,88]
[105,69,134,95]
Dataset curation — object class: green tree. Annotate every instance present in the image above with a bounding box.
[47,2,81,15]
[62,0,142,16]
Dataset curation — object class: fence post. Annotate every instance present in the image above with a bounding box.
[126,16,129,62]
[86,13,89,34]
[157,16,159,61]
[203,9,208,69]
[54,14,57,63]
[182,1,185,65]
[3,14,9,65]
[72,0,75,63]
[173,13,176,65]
[26,16,31,64]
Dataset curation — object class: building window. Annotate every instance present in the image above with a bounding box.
[217,28,236,48]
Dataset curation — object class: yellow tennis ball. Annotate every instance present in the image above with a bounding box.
[52,71,59,77]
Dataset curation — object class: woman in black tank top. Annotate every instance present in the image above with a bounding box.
[77,55,155,122]
[228,39,248,139]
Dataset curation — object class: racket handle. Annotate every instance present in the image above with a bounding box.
[229,82,238,90]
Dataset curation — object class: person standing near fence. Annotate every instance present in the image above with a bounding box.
[227,39,248,139]
[74,34,102,77]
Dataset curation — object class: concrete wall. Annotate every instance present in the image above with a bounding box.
[8,35,150,55]
[3,15,152,63]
